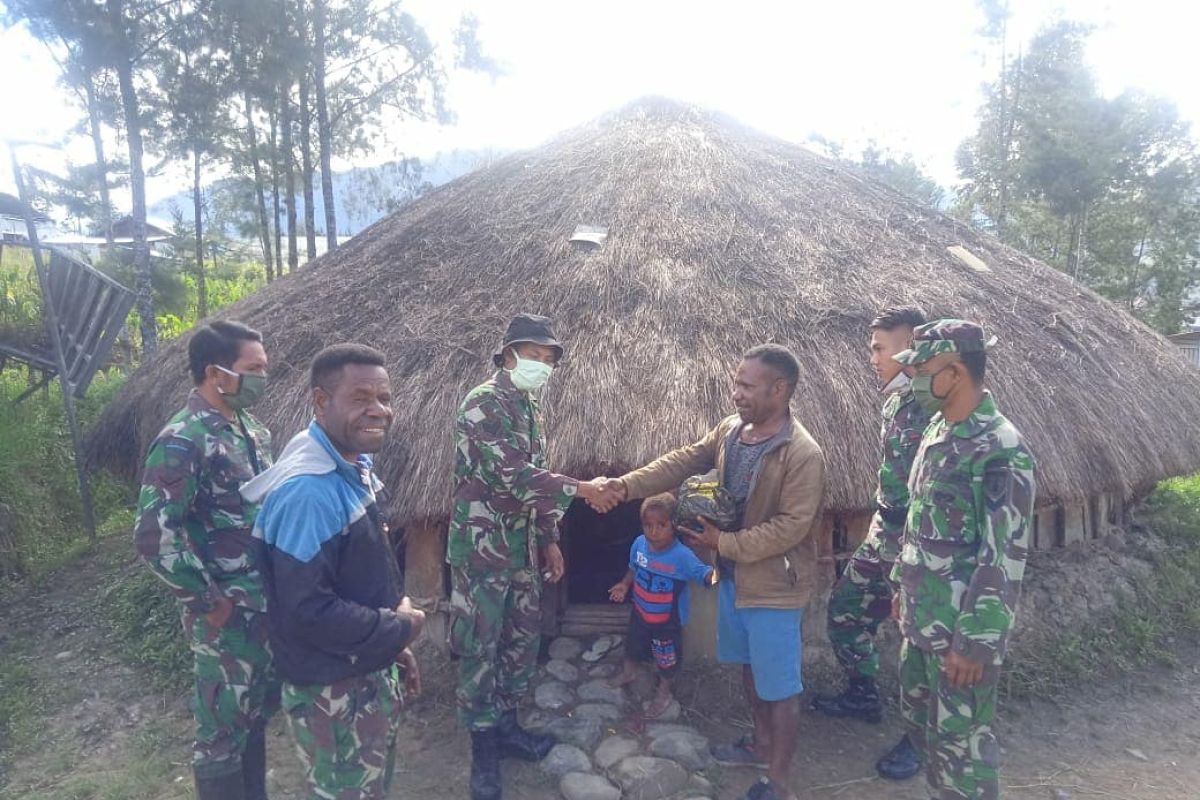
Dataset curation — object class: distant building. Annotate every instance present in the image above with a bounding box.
[0,192,51,244]
[1169,331,1200,368]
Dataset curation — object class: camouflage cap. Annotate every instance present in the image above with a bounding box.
[892,318,997,366]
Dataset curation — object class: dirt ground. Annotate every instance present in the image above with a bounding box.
[1,538,1197,800]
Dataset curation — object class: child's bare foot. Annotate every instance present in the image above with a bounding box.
[608,671,637,688]
[643,691,675,719]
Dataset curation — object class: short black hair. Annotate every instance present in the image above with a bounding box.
[870,306,927,331]
[959,350,987,384]
[743,343,800,396]
[310,343,388,389]
[642,492,678,519]
[188,320,262,384]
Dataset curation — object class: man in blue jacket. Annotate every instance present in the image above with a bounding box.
[245,343,425,799]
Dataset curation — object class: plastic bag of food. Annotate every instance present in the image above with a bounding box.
[673,471,738,532]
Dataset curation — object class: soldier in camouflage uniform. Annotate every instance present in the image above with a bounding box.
[135,320,276,800]
[812,306,930,780]
[888,320,1037,800]
[448,314,607,800]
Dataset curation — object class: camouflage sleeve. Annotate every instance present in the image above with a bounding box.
[133,434,220,613]
[461,398,577,546]
[875,397,920,565]
[951,448,1036,663]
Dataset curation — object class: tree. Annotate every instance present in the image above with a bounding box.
[858,143,945,208]
[957,19,1200,333]
[3,0,168,350]
[155,2,236,320]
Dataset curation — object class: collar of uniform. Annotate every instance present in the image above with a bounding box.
[492,367,535,412]
[948,391,998,439]
[186,388,236,432]
[307,420,374,485]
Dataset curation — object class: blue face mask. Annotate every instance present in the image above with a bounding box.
[509,355,553,392]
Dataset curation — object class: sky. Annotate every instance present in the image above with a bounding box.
[1,0,1198,216]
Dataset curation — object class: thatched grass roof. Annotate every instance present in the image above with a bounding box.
[88,98,1200,525]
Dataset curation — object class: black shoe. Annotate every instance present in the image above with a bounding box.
[242,724,269,800]
[810,676,883,723]
[875,734,923,780]
[470,728,503,800]
[195,764,246,800]
[496,709,555,761]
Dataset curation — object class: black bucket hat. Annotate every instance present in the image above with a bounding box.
[492,313,564,367]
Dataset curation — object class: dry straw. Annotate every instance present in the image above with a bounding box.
[88,98,1200,526]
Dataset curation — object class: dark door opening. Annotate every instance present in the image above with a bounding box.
[563,498,642,603]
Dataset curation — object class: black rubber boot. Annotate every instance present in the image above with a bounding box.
[242,724,269,800]
[810,676,883,723]
[195,764,246,800]
[496,710,555,761]
[876,734,923,780]
[470,728,503,800]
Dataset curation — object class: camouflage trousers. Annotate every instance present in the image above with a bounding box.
[449,565,542,730]
[185,605,279,776]
[282,665,403,800]
[827,537,894,679]
[900,639,1001,800]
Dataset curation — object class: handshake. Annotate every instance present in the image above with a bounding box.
[574,477,627,513]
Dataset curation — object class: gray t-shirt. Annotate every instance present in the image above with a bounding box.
[720,426,788,576]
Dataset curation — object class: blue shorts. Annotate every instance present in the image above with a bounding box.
[716,578,804,701]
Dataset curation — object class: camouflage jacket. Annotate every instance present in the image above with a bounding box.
[447,369,577,571]
[891,392,1036,665]
[134,390,273,614]
[867,385,932,565]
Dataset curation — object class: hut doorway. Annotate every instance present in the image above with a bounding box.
[556,498,642,637]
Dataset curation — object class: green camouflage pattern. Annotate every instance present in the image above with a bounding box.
[449,565,541,730]
[826,545,892,679]
[900,639,1000,799]
[188,607,278,773]
[135,389,273,614]
[869,385,932,563]
[282,666,402,799]
[826,384,930,678]
[893,319,997,366]
[447,369,577,570]
[891,391,1036,666]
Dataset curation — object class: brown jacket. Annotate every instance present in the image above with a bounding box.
[619,414,826,609]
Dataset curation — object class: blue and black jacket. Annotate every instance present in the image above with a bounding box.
[247,421,410,685]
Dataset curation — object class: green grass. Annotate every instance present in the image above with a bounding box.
[1005,475,1200,698]
[0,370,133,579]
[0,651,46,757]
[100,568,191,691]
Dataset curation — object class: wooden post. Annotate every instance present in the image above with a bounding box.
[8,144,97,541]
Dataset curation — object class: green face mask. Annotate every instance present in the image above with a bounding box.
[217,366,267,410]
[911,364,952,415]
[509,354,553,392]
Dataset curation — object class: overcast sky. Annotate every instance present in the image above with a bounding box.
[1,0,1197,214]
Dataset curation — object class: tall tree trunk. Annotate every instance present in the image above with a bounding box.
[269,107,283,279]
[313,0,337,251]
[281,82,298,273]
[299,68,317,260]
[192,149,208,320]
[85,78,114,248]
[108,0,156,353]
[244,89,274,282]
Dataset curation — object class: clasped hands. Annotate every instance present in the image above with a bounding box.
[574,477,628,513]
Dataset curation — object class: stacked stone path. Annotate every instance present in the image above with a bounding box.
[522,634,719,800]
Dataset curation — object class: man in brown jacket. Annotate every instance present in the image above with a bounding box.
[594,344,825,800]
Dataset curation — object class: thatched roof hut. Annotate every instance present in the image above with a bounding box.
[90,99,1200,646]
